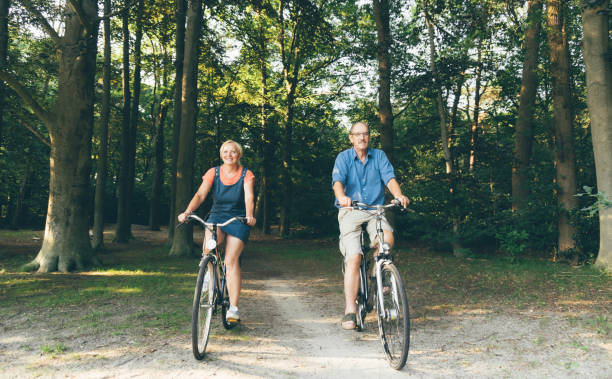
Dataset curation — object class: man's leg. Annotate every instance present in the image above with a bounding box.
[344,253,361,315]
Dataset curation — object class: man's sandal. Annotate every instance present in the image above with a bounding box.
[341,313,357,330]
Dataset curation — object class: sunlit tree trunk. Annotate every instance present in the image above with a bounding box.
[92,0,112,250]
[257,6,272,234]
[547,0,577,254]
[170,0,202,256]
[512,0,543,211]
[115,4,132,242]
[373,0,394,164]
[581,0,612,270]
[168,0,186,241]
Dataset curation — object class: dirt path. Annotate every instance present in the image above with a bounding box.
[1,233,611,378]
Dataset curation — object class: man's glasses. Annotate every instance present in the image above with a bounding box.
[351,132,369,137]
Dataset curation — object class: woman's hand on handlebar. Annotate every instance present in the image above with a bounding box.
[178,211,191,223]
[245,216,256,226]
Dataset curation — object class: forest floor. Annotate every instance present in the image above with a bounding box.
[0,225,611,378]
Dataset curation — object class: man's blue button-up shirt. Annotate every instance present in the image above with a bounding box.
[332,148,396,208]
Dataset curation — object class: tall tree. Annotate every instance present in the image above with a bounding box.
[512,0,543,210]
[581,0,612,270]
[373,0,394,163]
[92,0,112,250]
[115,2,132,242]
[547,0,577,254]
[0,0,99,272]
[169,0,203,256]
[0,0,8,147]
[127,0,144,235]
[168,0,186,241]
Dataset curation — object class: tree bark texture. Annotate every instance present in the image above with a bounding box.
[373,0,394,164]
[92,0,112,250]
[115,5,132,242]
[168,0,186,241]
[512,0,542,211]
[547,0,577,253]
[169,0,202,256]
[582,0,612,270]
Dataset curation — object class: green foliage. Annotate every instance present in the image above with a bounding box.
[496,226,529,263]
[576,186,612,216]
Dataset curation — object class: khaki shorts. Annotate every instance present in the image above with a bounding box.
[338,208,393,262]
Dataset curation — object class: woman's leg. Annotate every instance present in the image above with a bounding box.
[224,234,245,307]
[202,227,226,254]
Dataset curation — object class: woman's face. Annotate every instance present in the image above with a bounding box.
[221,144,240,165]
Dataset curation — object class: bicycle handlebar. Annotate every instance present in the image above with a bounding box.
[181,214,246,228]
[341,199,414,213]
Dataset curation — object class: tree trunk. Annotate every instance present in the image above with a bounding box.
[0,0,8,147]
[581,0,612,270]
[127,0,144,232]
[169,0,202,257]
[373,0,394,164]
[278,1,300,237]
[168,0,186,241]
[149,102,168,230]
[512,0,542,211]
[547,0,577,254]
[469,42,483,172]
[257,8,271,234]
[115,5,132,242]
[10,164,28,228]
[423,2,464,257]
[15,0,99,272]
[92,0,112,250]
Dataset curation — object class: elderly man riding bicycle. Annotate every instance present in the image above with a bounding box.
[332,121,409,330]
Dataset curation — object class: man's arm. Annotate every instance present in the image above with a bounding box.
[333,181,352,207]
[387,178,410,208]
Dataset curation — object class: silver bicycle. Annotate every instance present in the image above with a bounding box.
[344,200,410,370]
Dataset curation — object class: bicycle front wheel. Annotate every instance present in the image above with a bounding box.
[376,262,410,370]
[192,256,215,360]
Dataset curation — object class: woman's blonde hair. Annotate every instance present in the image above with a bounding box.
[219,140,243,163]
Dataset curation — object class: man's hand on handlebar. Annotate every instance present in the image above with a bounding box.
[338,195,352,208]
[394,195,410,209]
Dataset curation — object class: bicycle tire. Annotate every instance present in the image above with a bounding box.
[192,256,215,360]
[376,262,410,370]
[221,269,237,329]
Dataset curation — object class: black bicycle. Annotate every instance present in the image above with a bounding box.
[344,200,410,370]
[182,214,245,360]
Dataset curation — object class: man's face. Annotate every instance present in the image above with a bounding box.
[349,124,370,152]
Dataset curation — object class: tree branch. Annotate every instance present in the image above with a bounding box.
[17,0,61,46]
[0,69,55,128]
[17,117,50,146]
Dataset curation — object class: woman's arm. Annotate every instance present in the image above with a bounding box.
[244,177,256,226]
[178,180,212,223]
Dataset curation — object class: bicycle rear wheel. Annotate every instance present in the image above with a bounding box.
[376,262,409,370]
[192,256,215,360]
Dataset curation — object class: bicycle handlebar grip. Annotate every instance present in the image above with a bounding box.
[351,200,359,207]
